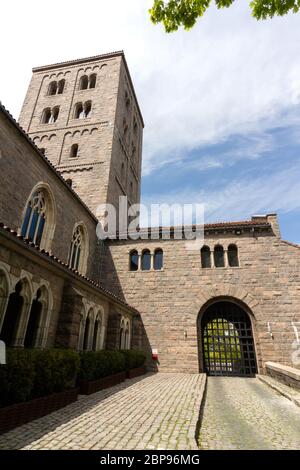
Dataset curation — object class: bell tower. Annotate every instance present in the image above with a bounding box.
[19,51,144,218]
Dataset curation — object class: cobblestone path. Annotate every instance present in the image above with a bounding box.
[0,373,205,450]
[198,377,300,450]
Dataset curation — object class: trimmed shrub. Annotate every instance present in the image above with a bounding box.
[120,350,146,371]
[0,349,80,408]
[78,350,126,382]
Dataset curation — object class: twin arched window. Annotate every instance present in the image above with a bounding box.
[42,106,59,124]
[68,224,89,274]
[48,79,65,96]
[79,74,97,90]
[201,244,239,268]
[79,308,103,351]
[119,316,131,350]
[74,101,92,119]
[129,249,163,271]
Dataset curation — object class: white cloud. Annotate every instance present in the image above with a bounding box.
[1,0,300,178]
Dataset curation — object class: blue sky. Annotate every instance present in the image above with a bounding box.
[1,1,300,242]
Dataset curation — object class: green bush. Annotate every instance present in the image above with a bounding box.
[78,350,126,382]
[120,350,146,371]
[0,348,80,408]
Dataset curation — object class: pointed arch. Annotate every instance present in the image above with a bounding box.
[68,222,89,275]
[21,183,56,251]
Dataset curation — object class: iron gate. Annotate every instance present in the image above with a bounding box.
[201,301,257,377]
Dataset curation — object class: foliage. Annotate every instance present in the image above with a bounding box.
[0,349,79,408]
[119,350,146,371]
[78,350,126,382]
[149,0,300,32]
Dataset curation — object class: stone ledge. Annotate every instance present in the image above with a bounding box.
[257,374,300,408]
[265,362,300,382]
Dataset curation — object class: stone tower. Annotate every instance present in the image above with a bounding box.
[19,51,144,218]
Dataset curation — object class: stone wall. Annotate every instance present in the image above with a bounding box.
[102,218,300,373]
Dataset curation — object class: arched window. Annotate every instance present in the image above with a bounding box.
[124,320,130,350]
[119,317,130,350]
[0,270,10,334]
[74,103,84,119]
[201,246,211,268]
[141,250,151,271]
[21,184,56,251]
[57,79,65,94]
[0,280,31,347]
[50,107,59,123]
[70,143,79,158]
[83,310,92,351]
[119,317,125,349]
[24,288,43,348]
[68,224,88,274]
[129,250,139,271]
[214,245,225,268]
[42,108,52,124]
[89,74,97,89]
[92,312,102,351]
[21,189,46,246]
[79,75,88,90]
[84,101,92,118]
[154,249,163,270]
[228,244,239,267]
[48,81,57,96]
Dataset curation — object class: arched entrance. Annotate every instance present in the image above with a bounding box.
[200,300,257,377]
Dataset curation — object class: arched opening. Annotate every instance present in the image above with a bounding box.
[79,75,88,90]
[48,81,57,96]
[24,288,43,348]
[0,281,24,346]
[214,245,225,268]
[201,246,211,268]
[21,184,56,251]
[57,79,65,94]
[74,103,84,119]
[89,73,97,89]
[199,300,257,377]
[228,244,239,267]
[84,101,92,118]
[42,108,52,124]
[141,250,151,271]
[83,313,91,351]
[68,223,89,274]
[154,249,163,270]
[129,250,139,271]
[70,143,79,158]
[92,313,102,351]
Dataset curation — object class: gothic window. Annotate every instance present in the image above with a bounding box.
[70,143,79,158]
[201,246,211,268]
[141,249,151,271]
[89,74,97,89]
[228,244,239,267]
[21,189,47,246]
[48,81,57,96]
[57,79,65,94]
[119,317,130,350]
[92,312,102,351]
[68,224,88,274]
[129,250,139,271]
[214,245,225,268]
[79,75,89,90]
[154,249,163,270]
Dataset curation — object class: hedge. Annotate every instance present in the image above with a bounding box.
[78,350,146,382]
[120,350,146,371]
[0,349,80,408]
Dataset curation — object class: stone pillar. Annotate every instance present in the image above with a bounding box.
[55,283,84,349]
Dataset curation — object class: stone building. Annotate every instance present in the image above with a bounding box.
[0,51,299,376]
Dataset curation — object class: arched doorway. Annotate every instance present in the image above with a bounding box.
[200,300,257,377]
